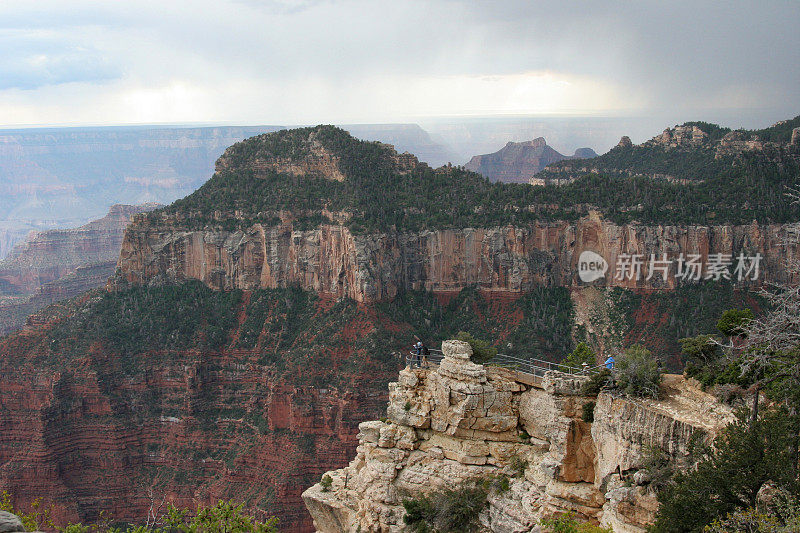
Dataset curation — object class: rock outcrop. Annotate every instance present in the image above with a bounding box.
[303,342,732,532]
[646,123,800,160]
[0,262,118,336]
[0,511,24,533]
[116,212,800,302]
[651,125,709,148]
[465,138,596,183]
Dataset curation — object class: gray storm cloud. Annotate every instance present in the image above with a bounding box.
[0,0,797,126]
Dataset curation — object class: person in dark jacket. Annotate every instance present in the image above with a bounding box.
[411,341,423,367]
[421,343,430,368]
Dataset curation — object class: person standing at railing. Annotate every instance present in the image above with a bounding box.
[411,341,423,368]
[421,343,430,368]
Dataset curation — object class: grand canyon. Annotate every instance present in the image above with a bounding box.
[0,114,798,531]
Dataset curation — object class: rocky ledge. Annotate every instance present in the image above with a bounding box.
[302,340,733,532]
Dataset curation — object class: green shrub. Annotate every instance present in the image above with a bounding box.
[563,342,596,370]
[496,475,510,493]
[456,331,497,364]
[581,401,595,423]
[161,500,278,532]
[706,501,800,533]
[652,408,797,532]
[2,496,277,533]
[402,480,489,532]
[640,445,674,493]
[402,496,435,532]
[404,401,412,412]
[0,491,54,532]
[541,512,613,532]
[717,308,753,337]
[510,455,529,477]
[581,368,612,396]
[614,345,662,399]
[320,474,333,492]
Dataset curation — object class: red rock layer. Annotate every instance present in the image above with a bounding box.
[0,296,398,532]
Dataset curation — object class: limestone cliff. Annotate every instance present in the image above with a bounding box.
[302,340,732,532]
[111,123,800,300]
[115,213,799,302]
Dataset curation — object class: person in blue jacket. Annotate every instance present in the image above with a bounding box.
[604,355,616,370]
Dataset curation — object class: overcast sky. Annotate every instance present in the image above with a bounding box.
[0,0,798,128]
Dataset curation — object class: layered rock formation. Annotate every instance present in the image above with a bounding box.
[0,288,401,531]
[2,120,795,533]
[465,138,596,183]
[116,212,799,302]
[113,124,800,302]
[0,262,117,336]
[0,511,24,532]
[0,204,161,336]
[303,341,732,532]
[0,204,161,295]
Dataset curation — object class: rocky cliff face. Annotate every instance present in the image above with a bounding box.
[465,138,596,183]
[647,123,798,161]
[303,341,732,532]
[0,262,117,336]
[115,212,799,302]
[0,204,161,336]
[0,288,404,531]
[0,204,161,295]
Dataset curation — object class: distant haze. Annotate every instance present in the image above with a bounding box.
[0,1,797,127]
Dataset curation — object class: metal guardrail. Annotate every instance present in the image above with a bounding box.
[405,350,445,368]
[406,347,605,380]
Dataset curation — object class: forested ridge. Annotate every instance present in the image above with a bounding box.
[150,117,800,232]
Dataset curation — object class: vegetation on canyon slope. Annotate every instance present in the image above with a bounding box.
[1,495,278,533]
[652,407,800,533]
[647,271,800,532]
[152,117,800,232]
[38,280,761,385]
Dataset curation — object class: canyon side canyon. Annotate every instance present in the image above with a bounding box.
[0,120,798,531]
